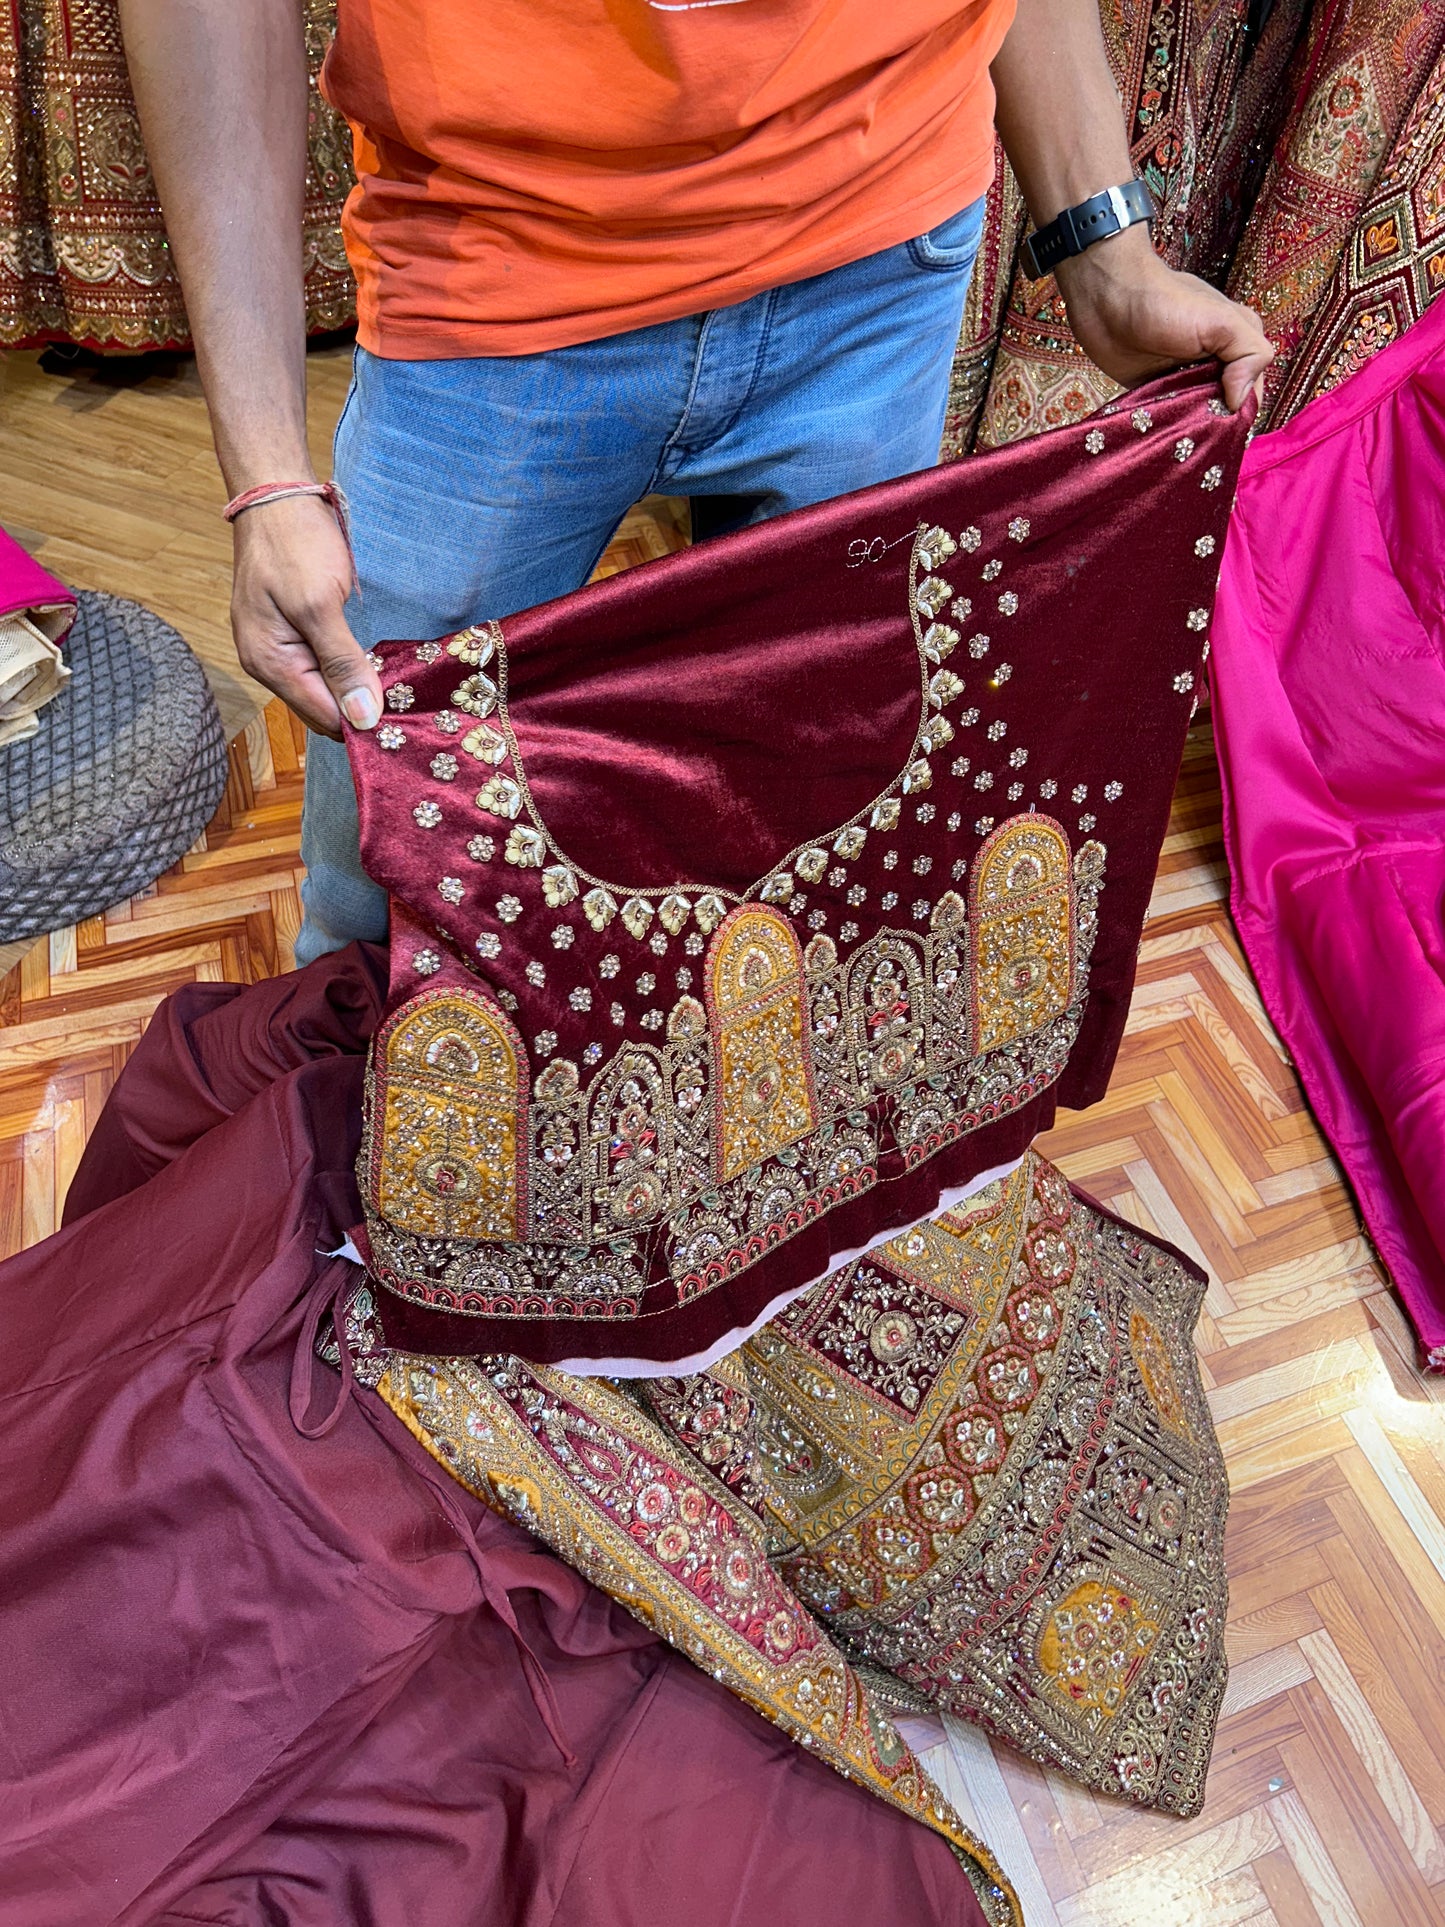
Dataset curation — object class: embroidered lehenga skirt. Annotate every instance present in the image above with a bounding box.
[0,362,1251,1924]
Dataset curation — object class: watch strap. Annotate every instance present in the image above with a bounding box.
[1020,179,1154,281]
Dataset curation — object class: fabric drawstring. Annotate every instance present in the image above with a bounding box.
[288,1263,357,1440]
[289,1266,575,1766]
[412,1457,578,1770]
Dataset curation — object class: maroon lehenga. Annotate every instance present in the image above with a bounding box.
[1,953,992,1927]
[1,364,1255,1923]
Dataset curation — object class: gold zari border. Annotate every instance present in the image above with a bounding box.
[379,1357,1022,1927]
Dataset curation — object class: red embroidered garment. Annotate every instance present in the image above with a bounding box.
[348,363,1251,1368]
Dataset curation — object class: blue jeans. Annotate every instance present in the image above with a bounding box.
[296,197,986,963]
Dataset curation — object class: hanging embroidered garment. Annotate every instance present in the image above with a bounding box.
[942,0,1311,453]
[1226,0,1445,426]
[0,0,352,351]
[1213,298,1445,1364]
[1242,32,1445,423]
[347,362,1251,1370]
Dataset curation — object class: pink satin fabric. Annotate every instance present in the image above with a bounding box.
[1213,300,1445,1363]
[0,523,74,633]
[1,950,984,1927]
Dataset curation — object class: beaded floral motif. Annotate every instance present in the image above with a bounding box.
[1038,1578,1164,1719]
[376,1150,1227,1829]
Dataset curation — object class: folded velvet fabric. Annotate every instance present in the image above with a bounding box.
[0,526,73,748]
[1,948,996,1927]
[1213,299,1445,1363]
[346,361,1251,1370]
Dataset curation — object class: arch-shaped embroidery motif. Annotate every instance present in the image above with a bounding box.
[845,932,928,1092]
[587,1043,676,1230]
[372,988,526,1240]
[707,906,818,1183]
[969,816,1075,1055]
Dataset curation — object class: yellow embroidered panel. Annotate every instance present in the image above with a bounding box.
[707,907,818,1182]
[969,817,1076,1054]
[373,989,526,1240]
[1129,1305,1193,1440]
[1037,1575,1164,1722]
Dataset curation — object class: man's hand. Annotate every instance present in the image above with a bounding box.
[231,495,382,737]
[992,0,1274,414]
[1054,226,1272,412]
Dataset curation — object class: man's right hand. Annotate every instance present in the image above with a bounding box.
[118,0,375,735]
[231,495,382,738]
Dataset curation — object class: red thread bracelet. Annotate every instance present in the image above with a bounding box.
[223,479,346,523]
[222,480,356,573]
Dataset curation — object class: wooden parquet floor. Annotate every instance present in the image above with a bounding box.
[3,343,1441,1926]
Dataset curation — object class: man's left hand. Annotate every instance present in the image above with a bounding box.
[1054,225,1273,411]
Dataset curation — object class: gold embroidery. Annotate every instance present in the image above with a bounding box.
[361,829,1105,1318]
[708,908,818,1182]
[970,816,1075,1053]
[1037,1576,1164,1721]
[377,1355,1022,1927]
[369,1149,1226,1839]
[638,1155,1229,1816]
[372,990,525,1240]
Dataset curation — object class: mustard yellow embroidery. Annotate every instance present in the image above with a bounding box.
[708,907,818,1182]
[970,815,1075,1054]
[1130,1305,1193,1439]
[1037,1576,1163,1721]
[374,990,526,1239]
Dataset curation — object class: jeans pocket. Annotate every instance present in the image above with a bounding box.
[907,199,987,273]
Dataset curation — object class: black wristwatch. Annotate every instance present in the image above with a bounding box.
[1019,180,1154,280]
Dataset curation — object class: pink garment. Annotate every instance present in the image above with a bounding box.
[0,524,74,634]
[1213,301,1445,1364]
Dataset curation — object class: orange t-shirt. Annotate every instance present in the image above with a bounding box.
[322,0,1016,359]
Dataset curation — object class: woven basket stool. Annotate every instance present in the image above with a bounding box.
[0,592,228,945]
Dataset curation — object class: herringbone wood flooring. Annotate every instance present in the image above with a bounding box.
[3,344,1442,1926]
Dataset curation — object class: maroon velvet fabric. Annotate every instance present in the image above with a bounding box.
[350,363,1252,1365]
[4,950,984,1927]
